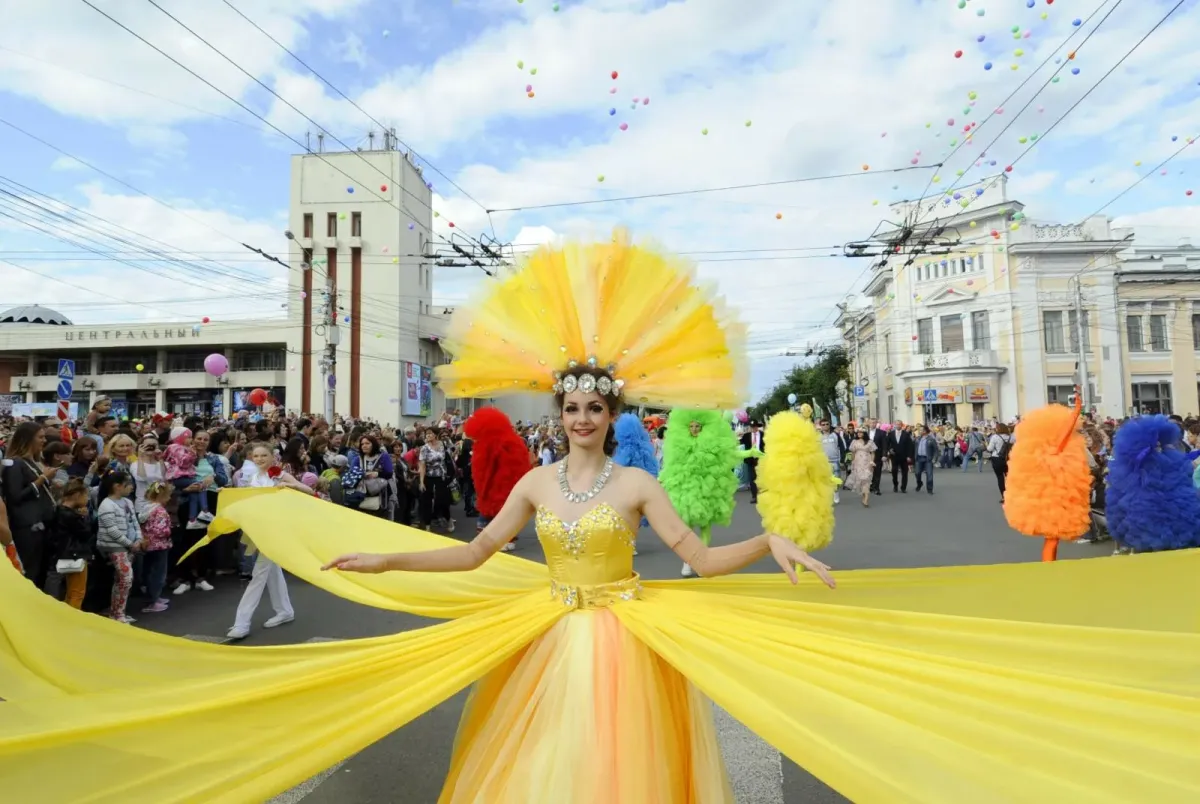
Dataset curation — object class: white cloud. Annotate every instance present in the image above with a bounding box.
[50,155,85,171]
[332,32,367,69]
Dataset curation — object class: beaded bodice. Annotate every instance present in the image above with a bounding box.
[535,504,641,608]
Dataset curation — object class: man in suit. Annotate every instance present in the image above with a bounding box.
[741,420,765,503]
[888,421,915,493]
[865,418,887,495]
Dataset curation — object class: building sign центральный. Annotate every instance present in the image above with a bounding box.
[63,329,202,342]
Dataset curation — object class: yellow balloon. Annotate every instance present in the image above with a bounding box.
[135,364,144,372]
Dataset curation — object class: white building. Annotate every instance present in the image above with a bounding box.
[838,176,1153,424]
[0,305,287,419]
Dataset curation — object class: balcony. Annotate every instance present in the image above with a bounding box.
[900,349,1003,376]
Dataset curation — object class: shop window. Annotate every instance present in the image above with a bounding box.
[164,352,208,373]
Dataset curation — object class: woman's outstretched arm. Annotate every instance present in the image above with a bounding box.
[322,472,537,574]
[639,470,835,587]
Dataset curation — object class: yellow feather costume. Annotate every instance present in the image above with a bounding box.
[757,406,839,552]
[0,234,1197,804]
[436,229,747,409]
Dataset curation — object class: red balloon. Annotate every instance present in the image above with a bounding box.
[954,50,963,59]
[448,221,456,228]
[248,388,268,406]
[611,70,618,79]
[1188,190,1194,197]
[380,184,388,191]
[1005,165,1013,172]
[201,316,210,324]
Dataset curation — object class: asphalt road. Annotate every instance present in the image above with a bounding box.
[139,463,1113,803]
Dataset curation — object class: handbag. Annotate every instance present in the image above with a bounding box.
[56,557,86,575]
[358,495,382,511]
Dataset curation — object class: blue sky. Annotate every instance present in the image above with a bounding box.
[2,0,1200,400]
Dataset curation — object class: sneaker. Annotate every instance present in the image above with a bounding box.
[833,493,840,505]
[172,582,191,595]
[445,519,456,532]
[141,601,169,613]
[110,614,136,624]
[195,579,215,592]
[226,626,250,640]
[185,519,206,530]
[156,598,170,606]
[196,511,215,523]
[500,541,516,553]
[681,563,694,578]
[264,612,294,629]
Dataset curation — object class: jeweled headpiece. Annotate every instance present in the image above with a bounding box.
[434,229,747,410]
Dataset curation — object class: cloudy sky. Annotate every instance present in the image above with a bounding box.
[2,0,1199,399]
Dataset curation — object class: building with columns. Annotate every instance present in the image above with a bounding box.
[837,176,1198,424]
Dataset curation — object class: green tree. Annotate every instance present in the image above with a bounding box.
[750,347,850,422]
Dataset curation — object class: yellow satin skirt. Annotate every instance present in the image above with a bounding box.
[441,609,733,803]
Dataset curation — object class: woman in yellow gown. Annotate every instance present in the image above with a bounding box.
[0,232,1197,803]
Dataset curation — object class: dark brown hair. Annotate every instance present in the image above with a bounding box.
[994,422,1010,435]
[553,364,622,456]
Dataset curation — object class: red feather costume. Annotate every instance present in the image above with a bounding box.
[464,407,530,518]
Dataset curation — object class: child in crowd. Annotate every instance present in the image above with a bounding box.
[96,469,145,623]
[48,479,95,610]
[138,481,174,613]
[227,442,313,640]
[163,427,213,531]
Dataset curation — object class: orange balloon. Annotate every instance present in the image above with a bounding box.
[527,91,535,98]
[862,164,870,171]
[775,212,782,220]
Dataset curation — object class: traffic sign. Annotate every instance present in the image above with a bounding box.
[57,359,75,402]
[853,385,866,397]
[922,389,937,403]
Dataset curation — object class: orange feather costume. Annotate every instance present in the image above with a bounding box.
[1002,394,1092,560]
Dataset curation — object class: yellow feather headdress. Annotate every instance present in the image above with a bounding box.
[435,230,747,410]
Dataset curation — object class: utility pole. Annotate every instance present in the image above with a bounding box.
[1072,275,1090,413]
[318,273,339,423]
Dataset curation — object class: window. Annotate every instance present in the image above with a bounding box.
[1131,382,1172,415]
[1126,315,1144,352]
[326,212,337,238]
[1068,309,1091,353]
[1149,314,1169,352]
[1047,384,1076,404]
[940,314,964,352]
[971,310,991,350]
[917,318,934,355]
[1043,310,1066,354]
[33,356,92,376]
[99,353,157,374]
[302,213,313,238]
[1193,314,1200,351]
[883,333,891,369]
[351,212,362,237]
[972,402,986,421]
[231,350,286,371]
[164,351,209,373]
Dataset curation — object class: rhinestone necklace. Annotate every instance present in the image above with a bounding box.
[558,455,614,504]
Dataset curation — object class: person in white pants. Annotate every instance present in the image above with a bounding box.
[226,443,313,640]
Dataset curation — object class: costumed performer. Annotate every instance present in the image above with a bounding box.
[0,232,1197,804]
[659,408,743,577]
[225,442,315,640]
[1107,414,1200,553]
[612,411,659,553]
[463,407,530,551]
[757,405,838,553]
[1002,391,1092,561]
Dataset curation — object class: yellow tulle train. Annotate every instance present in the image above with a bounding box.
[1,488,1198,803]
[434,230,748,410]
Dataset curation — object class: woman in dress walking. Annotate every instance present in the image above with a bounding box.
[845,429,877,507]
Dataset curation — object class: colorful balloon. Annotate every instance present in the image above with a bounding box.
[248,388,268,406]
[204,353,228,376]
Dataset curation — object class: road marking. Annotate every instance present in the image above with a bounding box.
[182,634,232,645]
[269,638,346,803]
[715,705,785,804]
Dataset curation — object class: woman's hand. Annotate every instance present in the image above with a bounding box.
[321,553,389,573]
[40,465,59,481]
[767,535,836,589]
[419,482,426,493]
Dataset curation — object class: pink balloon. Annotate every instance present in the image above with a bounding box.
[995,107,1004,114]
[619,122,628,130]
[642,97,649,105]
[203,353,229,377]
[947,118,955,125]
[526,84,532,92]
[609,87,617,94]
[633,97,640,102]
[911,157,919,164]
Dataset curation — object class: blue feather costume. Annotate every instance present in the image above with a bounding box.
[613,413,657,528]
[1107,415,1200,552]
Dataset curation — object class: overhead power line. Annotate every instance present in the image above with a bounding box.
[486,164,939,213]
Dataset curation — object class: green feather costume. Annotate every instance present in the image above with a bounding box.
[659,408,742,545]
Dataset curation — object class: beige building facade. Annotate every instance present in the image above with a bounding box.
[839,176,1197,424]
